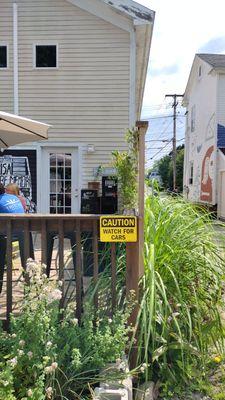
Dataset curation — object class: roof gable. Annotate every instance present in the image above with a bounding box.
[102,0,154,24]
[67,0,154,31]
[66,0,155,118]
[197,53,225,69]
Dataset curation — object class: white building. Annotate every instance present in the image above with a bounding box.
[0,0,154,213]
[183,53,225,218]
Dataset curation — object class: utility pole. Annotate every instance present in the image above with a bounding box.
[165,94,183,191]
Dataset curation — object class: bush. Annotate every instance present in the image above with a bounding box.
[0,260,132,400]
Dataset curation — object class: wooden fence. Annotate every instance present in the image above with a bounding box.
[0,214,140,329]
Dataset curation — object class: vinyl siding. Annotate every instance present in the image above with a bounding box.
[0,1,14,112]
[1,0,130,189]
[184,58,217,204]
[217,75,225,133]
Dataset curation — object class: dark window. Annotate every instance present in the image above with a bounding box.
[35,45,57,68]
[189,161,194,185]
[191,105,195,132]
[0,46,7,68]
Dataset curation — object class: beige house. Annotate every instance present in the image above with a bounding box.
[0,0,154,213]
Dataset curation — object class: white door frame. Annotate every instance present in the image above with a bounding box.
[37,142,82,213]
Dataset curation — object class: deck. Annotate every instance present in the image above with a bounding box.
[0,214,141,329]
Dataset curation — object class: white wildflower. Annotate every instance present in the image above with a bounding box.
[51,362,58,370]
[9,357,17,367]
[71,318,78,326]
[11,333,16,339]
[42,274,47,280]
[108,318,112,323]
[47,289,62,304]
[27,351,33,359]
[172,312,180,318]
[140,363,147,372]
[45,366,53,374]
[46,386,53,399]
[19,340,25,347]
[58,280,63,287]
[27,389,33,397]
[46,341,52,348]
[3,381,9,387]
[18,349,24,356]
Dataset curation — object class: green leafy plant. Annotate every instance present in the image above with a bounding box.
[131,195,225,395]
[112,128,139,213]
[0,259,133,400]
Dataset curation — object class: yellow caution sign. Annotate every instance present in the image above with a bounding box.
[100,216,137,242]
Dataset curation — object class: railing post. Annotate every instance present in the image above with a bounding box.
[93,220,99,310]
[41,219,47,266]
[111,243,116,314]
[58,219,64,281]
[24,220,30,268]
[6,220,12,331]
[75,220,82,322]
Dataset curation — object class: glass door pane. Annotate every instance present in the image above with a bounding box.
[49,152,72,214]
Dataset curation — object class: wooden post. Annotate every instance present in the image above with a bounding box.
[126,121,148,299]
[126,121,148,367]
[6,221,12,331]
[136,120,148,278]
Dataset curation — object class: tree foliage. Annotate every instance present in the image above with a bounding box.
[151,145,184,191]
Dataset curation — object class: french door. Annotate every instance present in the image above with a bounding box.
[42,147,79,214]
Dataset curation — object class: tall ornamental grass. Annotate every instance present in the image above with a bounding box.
[134,195,225,390]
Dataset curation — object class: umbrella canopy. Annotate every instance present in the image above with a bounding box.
[0,111,51,148]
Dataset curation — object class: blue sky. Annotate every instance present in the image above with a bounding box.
[137,0,225,168]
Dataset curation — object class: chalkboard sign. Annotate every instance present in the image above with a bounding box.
[0,150,37,203]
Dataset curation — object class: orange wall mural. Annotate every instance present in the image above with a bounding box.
[200,145,214,203]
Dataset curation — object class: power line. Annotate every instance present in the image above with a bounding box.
[146,139,172,142]
[144,114,185,120]
[145,137,185,165]
[165,93,184,190]
[146,139,173,162]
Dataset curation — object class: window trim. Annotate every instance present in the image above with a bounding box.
[0,43,9,69]
[33,43,58,69]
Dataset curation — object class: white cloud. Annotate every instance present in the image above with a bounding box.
[137,0,225,112]
[135,0,225,166]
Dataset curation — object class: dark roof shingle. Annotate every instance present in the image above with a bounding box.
[102,0,154,23]
[197,53,225,68]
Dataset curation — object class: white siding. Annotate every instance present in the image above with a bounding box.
[217,74,225,128]
[0,0,130,188]
[184,58,217,204]
[0,1,14,112]
[217,150,225,218]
